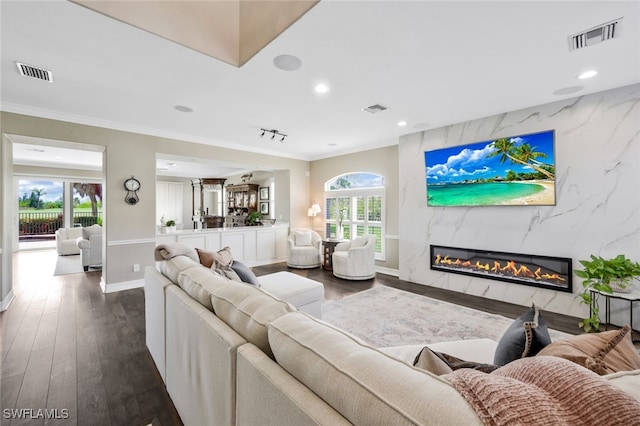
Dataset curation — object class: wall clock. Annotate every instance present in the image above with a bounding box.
[124,176,140,205]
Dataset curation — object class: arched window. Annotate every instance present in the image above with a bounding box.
[324,173,385,260]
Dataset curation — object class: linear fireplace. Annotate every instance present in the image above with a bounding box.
[430,245,572,293]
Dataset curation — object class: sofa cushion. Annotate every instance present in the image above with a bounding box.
[268,312,483,425]
[230,260,260,286]
[82,224,102,239]
[536,325,640,375]
[493,304,551,366]
[605,370,640,401]
[177,266,232,311]
[211,284,295,359]
[158,255,201,283]
[294,230,312,247]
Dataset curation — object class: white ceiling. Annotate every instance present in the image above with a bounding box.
[2,0,639,173]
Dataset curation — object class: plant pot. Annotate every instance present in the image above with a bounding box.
[611,280,633,293]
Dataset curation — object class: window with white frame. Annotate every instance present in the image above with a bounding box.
[324,173,385,260]
[156,181,183,226]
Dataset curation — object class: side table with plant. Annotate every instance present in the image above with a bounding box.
[576,254,640,332]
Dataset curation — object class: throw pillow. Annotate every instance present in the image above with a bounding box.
[230,260,260,286]
[195,248,216,268]
[294,230,312,247]
[536,325,640,375]
[212,264,242,283]
[351,236,369,248]
[493,304,551,366]
[413,347,499,375]
[413,347,453,375]
[212,246,234,268]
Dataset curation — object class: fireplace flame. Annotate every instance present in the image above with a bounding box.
[434,253,566,282]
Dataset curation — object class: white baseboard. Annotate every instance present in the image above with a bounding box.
[0,290,15,312]
[375,266,399,277]
[245,257,288,268]
[100,277,144,293]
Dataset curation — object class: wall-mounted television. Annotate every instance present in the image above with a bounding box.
[424,130,556,206]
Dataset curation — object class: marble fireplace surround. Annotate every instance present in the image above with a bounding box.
[399,84,639,327]
[430,245,572,293]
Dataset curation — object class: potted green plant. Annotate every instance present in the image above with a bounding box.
[247,211,262,226]
[165,219,176,232]
[576,254,640,332]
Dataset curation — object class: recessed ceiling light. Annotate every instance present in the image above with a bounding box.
[578,70,598,79]
[553,86,584,96]
[27,148,45,152]
[168,162,177,166]
[174,105,193,113]
[273,54,302,71]
[315,84,329,94]
[397,121,407,127]
[328,143,337,146]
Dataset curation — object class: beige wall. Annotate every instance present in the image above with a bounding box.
[0,112,310,296]
[310,145,399,270]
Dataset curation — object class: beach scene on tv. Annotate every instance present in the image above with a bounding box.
[425,130,556,206]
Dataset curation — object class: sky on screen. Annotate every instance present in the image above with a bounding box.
[424,131,554,184]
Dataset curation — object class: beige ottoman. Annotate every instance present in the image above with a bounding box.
[258,271,324,318]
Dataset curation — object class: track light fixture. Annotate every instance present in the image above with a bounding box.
[259,128,287,143]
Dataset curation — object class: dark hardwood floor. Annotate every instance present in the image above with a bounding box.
[1,249,180,426]
[1,249,583,425]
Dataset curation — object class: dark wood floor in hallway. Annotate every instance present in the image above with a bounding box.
[1,249,582,425]
[1,249,180,426]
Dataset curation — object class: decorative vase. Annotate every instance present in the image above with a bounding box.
[336,224,344,240]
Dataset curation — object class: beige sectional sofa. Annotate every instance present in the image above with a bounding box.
[145,246,640,426]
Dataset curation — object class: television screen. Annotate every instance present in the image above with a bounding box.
[424,130,556,206]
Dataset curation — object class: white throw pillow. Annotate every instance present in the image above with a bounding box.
[351,236,369,248]
[294,230,313,246]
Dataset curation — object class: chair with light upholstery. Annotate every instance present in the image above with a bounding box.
[55,227,82,255]
[76,224,103,271]
[286,229,322,269]
[332,234,377,280]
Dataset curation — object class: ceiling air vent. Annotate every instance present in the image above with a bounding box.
[569,18,622,51]
[16,62,53,82]
[361,104,388,114]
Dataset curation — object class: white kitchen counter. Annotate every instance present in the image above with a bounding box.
[156,223,289,266]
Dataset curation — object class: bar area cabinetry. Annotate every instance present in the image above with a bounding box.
[226,184,259,227]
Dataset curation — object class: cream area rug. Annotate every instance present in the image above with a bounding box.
[321,286,571,348]
[53,254,88,276]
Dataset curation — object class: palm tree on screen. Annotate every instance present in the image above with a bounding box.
[486,138,554,179]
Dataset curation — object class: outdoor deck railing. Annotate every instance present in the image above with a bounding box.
[19,211,102,239]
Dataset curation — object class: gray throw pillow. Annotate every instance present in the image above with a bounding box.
[493,303,551,366]
[230,260,260,286]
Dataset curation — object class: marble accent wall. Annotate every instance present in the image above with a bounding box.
[399,84,640,327]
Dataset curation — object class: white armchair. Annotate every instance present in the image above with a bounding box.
[332,234,377,280]
[286,229,322,269]
[55,227,82,255]
[76,224,103,271]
